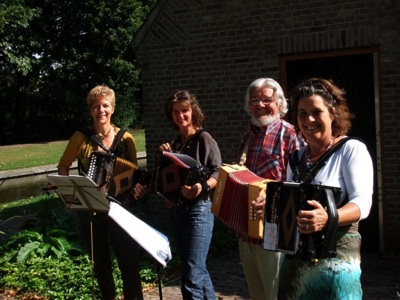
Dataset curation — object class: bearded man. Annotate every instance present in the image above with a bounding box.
[236,78,302,300]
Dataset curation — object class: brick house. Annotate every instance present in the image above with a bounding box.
[125,0,400,255]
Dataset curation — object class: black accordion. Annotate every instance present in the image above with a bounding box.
[153,151,209,207]
[87,151,151,204]
[264,181,340,260]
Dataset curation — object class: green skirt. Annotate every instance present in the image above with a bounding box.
[278,224,362,300]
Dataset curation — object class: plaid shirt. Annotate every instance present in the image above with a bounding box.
[238,118,301,181]
[237,118,302,243]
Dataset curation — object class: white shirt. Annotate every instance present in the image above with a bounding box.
[287,138,374,220]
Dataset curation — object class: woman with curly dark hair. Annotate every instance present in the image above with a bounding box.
[278,78,374,299]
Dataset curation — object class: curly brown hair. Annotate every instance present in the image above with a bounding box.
[290,78,354,138]
[164,90,204,130]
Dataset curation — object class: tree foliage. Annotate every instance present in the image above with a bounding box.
[0,0,156,145]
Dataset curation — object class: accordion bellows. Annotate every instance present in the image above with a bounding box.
[212,164,274,239]
[87,151,151,204]
[154,151,209,206]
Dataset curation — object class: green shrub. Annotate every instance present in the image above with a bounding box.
[0,194,161,298]
[0,194,237,299]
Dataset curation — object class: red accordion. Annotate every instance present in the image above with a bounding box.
[153,151,209,206]
[212,164,274,239]
[264,181,340,260]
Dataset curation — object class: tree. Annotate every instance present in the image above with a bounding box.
[0,0,42,143]
[0,0,156,144]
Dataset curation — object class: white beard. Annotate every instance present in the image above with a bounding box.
[251,113,279,127]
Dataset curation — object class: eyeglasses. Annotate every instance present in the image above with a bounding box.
[249,97,275,106]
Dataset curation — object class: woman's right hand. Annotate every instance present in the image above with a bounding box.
[297,200,328,234]
[159,143,172,152]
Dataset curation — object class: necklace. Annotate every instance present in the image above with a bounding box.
[97,127,112,140]
[305,138,333,171]
[176,129,199,154]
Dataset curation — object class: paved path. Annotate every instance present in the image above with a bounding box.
[143,252,399,300]
[144,253,250,300]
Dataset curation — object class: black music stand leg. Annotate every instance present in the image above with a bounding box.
[90,212,96,300]
[156,261,163,300]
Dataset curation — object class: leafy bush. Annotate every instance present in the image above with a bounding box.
[0,194,237,299]
[0,255,99,299]
[0,194,160,299]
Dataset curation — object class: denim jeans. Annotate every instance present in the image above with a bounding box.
[170,199,216,300]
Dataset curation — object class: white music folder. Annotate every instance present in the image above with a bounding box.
[47,174,172,266]
[108,201,172,267]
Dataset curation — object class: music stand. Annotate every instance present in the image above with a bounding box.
[47,174,109,299]
[47,174,109,212]
[47,175,172,299]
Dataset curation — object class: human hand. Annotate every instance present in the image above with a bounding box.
[159,143,172,152]
[181,183,202,200]
[252,194,266,219]
[297,200,328,234]
[133,183,147,200]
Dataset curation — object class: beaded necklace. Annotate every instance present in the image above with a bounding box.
[304,138,333,171]
[96,126,112,140]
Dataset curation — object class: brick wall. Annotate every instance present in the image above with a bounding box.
[131,0,400,254]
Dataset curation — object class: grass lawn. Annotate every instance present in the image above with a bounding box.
[0,130,145,171]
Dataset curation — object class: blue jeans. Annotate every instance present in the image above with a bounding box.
[170,199,216,300]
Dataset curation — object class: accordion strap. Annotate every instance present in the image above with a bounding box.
[318,188,339,258]
[110,129,127,152]
[238,131,254,166]
[290,136,360,183]
[80,127,127,154]
[78,127,127,174]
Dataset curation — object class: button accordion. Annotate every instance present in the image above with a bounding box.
[153,151,209,207]
[86,151,151,204]
[263,181,340,260]
[212,164,275,239]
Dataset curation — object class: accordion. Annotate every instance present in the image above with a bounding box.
[263,181,340,260]
[153,151,209,206]
[87,151,151,204]
[212,164,274,239]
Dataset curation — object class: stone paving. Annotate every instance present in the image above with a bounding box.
[143,252,399,300]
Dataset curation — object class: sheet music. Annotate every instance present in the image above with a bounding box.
[47,174,109,212]
[108,201,172,267]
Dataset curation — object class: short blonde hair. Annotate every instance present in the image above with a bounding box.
[86,85,116,108]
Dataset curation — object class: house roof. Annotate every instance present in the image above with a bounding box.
[123,0,167,61]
